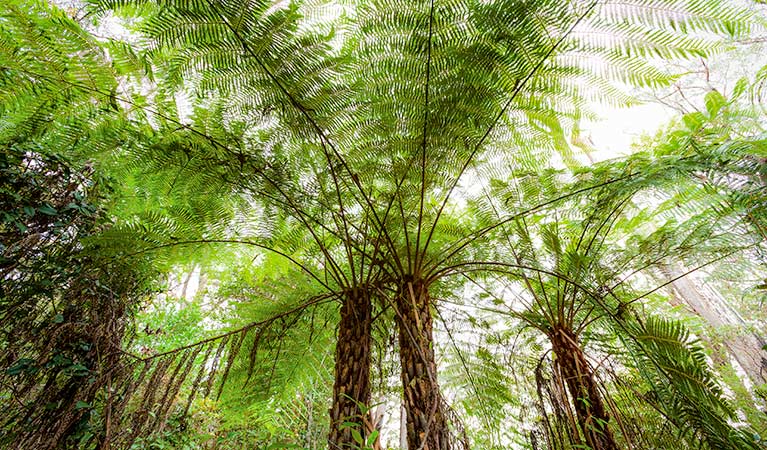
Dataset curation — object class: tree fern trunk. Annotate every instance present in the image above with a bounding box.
[550,327,619,450]
[397,277,451,450]
[329,288,372,449]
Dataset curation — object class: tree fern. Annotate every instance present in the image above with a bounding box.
[1,0,763,447]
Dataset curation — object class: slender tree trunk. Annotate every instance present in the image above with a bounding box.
[550,327,619,450]
[329,288,372,449]
[180,268,194,300]
[197,269,208,296]
[396,277,451,450]
[400,402,408,450]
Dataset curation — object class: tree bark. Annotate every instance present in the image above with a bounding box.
[550,327,619,450]
[329,288,372,449]
[400,402,408,449]
[396,277,451,450]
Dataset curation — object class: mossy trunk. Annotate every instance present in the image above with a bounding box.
[329,288,372,449]
[550,327,619,450]
[396,277,451,450]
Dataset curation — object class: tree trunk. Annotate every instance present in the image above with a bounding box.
[396,277,451,450]
[400,402,408,450]
[329,288,372,449]
[550,327,619,450]
[180,267,195,300]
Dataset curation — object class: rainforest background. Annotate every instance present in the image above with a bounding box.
[2,0,767,449]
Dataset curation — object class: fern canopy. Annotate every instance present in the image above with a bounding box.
[1,0,766,449]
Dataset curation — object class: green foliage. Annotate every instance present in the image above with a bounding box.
[0,146,157,448]
[1,0,766,448]
[621,314,762,449]
[133,299,209,354]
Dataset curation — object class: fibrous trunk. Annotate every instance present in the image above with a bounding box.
[550,327,619,450]
[329,288,372,449]
[396,277,451,450]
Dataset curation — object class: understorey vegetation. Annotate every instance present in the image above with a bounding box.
[1,0,766,449]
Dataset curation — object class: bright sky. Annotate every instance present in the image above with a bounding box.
[583,102,676,161]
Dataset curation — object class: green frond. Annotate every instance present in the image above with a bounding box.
[621,314,762,449]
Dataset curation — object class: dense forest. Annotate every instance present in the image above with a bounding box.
[2,0,767,449]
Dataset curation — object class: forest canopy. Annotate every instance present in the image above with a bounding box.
[1,0,767,449]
